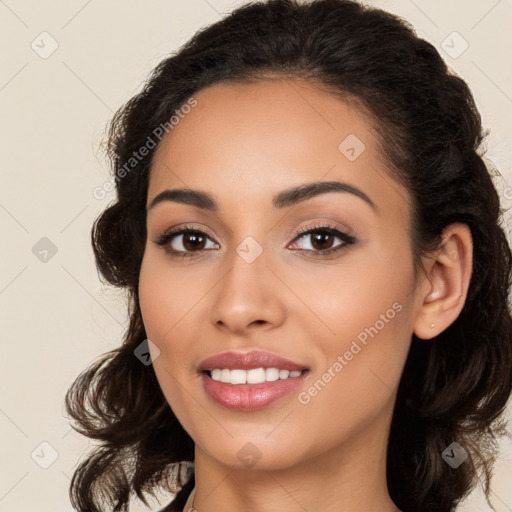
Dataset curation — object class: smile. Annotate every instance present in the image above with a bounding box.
[199,350,310,410]
[208,367,303,384]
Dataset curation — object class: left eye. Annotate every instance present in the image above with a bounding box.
[288,227,355,254]
[158,230,218,254]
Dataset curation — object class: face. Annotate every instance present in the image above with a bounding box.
[139,78,422,471]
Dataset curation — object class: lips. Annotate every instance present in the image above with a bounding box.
[199,350,308,372]
[198,350,310,411]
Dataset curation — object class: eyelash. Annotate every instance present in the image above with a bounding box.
[154,222,356,259]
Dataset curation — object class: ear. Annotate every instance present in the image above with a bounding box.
[413,223,473,340]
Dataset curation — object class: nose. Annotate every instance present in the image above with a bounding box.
[209,245,287,336]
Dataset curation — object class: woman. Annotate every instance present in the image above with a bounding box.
[65,1,512,511]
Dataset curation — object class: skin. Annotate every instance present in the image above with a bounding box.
[138,78,473,512]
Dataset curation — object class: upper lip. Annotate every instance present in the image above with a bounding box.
[199,350,308,372]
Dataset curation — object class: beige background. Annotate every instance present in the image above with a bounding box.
[1,0,511,511]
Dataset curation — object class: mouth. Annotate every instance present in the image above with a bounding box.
[199,351,310,411]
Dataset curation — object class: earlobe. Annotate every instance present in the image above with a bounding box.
[413,223,473,340]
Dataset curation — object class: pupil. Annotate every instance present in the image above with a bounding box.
[183,233,205,251]
[312,233,333,250]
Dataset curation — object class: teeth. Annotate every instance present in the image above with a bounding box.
[230,369,246,385]
[209,367,304,384]
[266,368,279,382]
[248,367,266,384]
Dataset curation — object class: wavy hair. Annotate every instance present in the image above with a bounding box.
[65,1,512,511]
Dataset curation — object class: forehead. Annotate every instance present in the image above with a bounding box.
[148,78,410,218]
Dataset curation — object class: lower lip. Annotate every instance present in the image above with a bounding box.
[201,371,309,411]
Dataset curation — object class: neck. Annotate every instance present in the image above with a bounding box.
[183,409,400,512]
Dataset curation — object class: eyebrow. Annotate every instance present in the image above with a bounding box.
[147,180,378,213]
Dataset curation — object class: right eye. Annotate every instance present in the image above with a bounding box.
[155,226,219,258]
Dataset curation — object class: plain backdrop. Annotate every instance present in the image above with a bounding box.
[1,1,511,511]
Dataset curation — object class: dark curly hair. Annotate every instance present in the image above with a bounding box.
[64,1,512,511]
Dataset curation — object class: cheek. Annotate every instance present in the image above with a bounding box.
[138,249,212,407]
[288,242,414,423]
[138,249,208,344]
[138,252,196,400]
[138,254,197,425]
[284,237,414,344]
